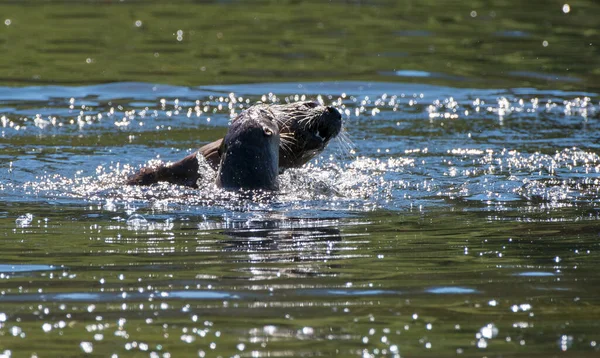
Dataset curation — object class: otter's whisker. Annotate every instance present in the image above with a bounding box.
[280,132,299,143]
[280,133,300,148]
[279,134,298,158]
[342,134,356,156]
[335,130,356,159]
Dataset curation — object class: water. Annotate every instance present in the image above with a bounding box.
[1,81,598,357]
[1,1,600,357]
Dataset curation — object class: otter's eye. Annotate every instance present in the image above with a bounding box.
[304,102,319,108]
[263,127,273,136]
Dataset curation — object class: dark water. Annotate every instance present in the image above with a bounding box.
[1,1,600,358]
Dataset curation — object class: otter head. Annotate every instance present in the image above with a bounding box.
[216,106,280,191]
[269,101,342,170]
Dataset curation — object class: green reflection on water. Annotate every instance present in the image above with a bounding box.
[0,205,599,356]
[0,0,598,91]
[0,1,599,357]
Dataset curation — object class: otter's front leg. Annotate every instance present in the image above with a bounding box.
[126,138,224,188]
[126,151,201,188]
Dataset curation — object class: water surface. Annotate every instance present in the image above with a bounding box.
[1,1,600,357]
[1,81,599,357]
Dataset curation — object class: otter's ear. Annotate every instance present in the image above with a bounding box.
[263,127,274,136]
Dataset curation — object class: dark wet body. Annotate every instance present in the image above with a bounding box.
[216,106,280,190]
[127,101,342,189]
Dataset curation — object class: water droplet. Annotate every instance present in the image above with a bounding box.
[80,342,93,353]
[127,214,148,229]
[302,326,314,335]
[15,213,33,227]
[479,323,498,339]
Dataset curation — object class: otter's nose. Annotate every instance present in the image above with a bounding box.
[326,106,342,121]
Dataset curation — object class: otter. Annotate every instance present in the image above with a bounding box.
[127,101,342,189]
[216,106,279,190]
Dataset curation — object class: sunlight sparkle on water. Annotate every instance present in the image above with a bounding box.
[80,342,93,354]
[15,213,33,227]
[0,80,599,356]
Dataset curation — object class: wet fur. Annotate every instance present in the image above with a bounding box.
[127,101,342,189]
[216,106,280,190]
